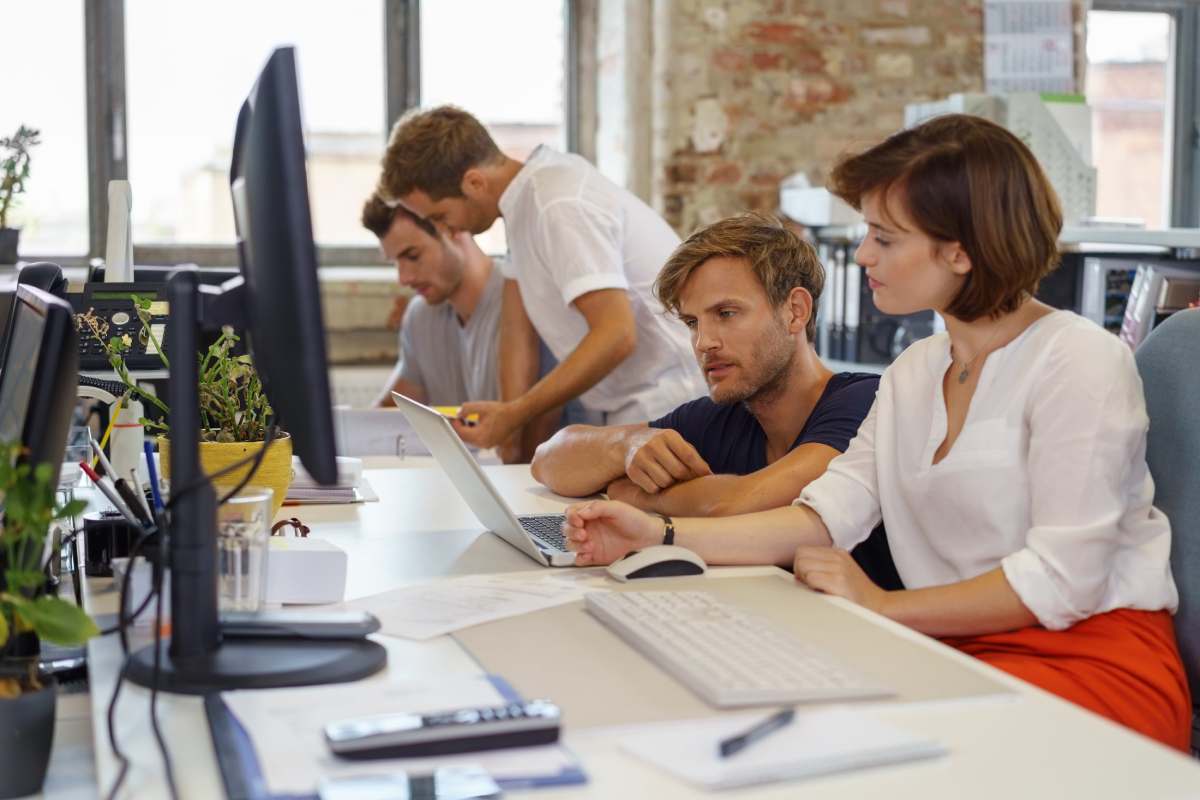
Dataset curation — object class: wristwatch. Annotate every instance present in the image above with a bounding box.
[659,514,675,546]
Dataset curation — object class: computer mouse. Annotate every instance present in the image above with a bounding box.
[605,545,707,582]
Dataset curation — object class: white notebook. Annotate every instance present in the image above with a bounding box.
[619,707,945,790]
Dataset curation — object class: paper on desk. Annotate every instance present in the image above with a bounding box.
[619,707,946,790]
[345,574,596,640]
[224,675,582,794]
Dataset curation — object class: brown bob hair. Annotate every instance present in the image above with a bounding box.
[654,213,824,341]
[379,106,503,203]
[360,193,439,241]
[828,114,1062,321]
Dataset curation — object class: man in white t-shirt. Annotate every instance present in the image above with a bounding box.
[360,194,556,460]
[377,106,705,450]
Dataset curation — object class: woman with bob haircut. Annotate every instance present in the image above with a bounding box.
[562,114,1190,750]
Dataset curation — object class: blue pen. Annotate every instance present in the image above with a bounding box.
[144,439,165,511]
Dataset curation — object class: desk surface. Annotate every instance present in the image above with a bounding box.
[65,461,1200,799]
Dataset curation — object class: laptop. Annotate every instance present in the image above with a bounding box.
[391,392,576,567]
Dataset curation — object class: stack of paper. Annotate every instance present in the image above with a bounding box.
[285,456,377,504]
[619,707,945,790]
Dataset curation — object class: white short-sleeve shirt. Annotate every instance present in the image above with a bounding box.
[497,146,705,423]
[797,311,1178,631]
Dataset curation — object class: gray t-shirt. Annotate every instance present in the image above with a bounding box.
[396,263,503,404]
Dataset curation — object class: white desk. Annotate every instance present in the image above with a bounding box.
[66,462,1200,798]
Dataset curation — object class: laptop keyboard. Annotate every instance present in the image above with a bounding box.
[518,515,568,552]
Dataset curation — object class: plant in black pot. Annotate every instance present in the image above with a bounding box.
[0,125,41,265]
[0,441,95,799]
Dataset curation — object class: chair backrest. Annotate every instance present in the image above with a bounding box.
[1135,307,1200,755]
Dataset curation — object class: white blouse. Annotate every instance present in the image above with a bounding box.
[797,310,1178,630]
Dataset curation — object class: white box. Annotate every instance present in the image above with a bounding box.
[779,182,862,227]
[264,537,348,605]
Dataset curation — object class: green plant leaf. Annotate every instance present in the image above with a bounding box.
[14,596,98,646]
[0,609,8,649]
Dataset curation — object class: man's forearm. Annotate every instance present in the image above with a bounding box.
[531,424,635,496]
[511,322,634,425]
[621,474,745,517]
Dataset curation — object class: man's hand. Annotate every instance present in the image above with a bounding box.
[623,428,712,493]
[563,499,663,566]
[793,546,888,614]
[452,400,526,450]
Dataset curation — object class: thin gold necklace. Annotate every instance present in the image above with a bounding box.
[952,323,1005,385]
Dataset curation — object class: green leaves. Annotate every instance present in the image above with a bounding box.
[5,595,99,646]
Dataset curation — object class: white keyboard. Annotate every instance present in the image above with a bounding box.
[585,591,893,708]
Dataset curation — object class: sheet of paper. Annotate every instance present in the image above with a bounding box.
[224,675,582,794]
[618,708,946,790]
[345,574,595,640]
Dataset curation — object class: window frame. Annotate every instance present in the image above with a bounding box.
[62,0,584,269]
[1090,0,1200,227]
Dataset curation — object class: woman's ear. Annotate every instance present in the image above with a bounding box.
[939,241,973,277]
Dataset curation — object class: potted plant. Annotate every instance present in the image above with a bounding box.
[75,297,293,516]
[0,126,40,265]
[0,441,95,798]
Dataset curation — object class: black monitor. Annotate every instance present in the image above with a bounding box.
[125,47,385,693]
[229,48,336,483]
[0,285,78,470]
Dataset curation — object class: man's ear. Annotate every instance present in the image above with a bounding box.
[784,286,813,336]
[460,167,487,198]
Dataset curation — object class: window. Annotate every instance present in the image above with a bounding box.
[420,0,567,254]
[25,1,579,265]
[1086,10,1174,227]
[0,1,89,256]
[125,0,386,247]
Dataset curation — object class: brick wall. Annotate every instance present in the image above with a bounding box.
[638,0,1086,234]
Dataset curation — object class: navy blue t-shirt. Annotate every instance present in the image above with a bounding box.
[648,372,880,474]
[647,371,903,591]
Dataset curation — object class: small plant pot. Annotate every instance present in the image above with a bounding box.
[0,228,18,265]
[157,433,293,518]
[0,674,57,799]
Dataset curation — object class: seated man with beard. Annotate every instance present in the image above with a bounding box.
[531,213,898,586]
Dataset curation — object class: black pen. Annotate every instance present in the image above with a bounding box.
[718,708,795,758]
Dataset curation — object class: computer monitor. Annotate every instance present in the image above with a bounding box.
[0,284,78,470]
[125,46,385,693]
[228,47,336,484]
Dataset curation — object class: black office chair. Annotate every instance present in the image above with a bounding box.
[17,262,69,299]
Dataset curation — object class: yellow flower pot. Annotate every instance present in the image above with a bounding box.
[156,433,293,519]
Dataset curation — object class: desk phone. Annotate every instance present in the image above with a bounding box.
[70,283,169,371]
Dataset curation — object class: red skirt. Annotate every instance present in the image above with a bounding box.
[942,609,1192,752]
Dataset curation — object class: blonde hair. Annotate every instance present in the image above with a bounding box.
[379,106,502,202]
[654,213,824,341]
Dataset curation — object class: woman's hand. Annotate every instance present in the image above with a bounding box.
[562,500,662,566]
[793,546,888,614]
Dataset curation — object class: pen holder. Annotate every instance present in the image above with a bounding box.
[215,485,273,614]
[83,511,141,577]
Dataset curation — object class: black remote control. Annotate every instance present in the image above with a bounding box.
[324,699,561,759]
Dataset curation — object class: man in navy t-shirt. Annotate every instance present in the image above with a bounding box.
[532,214,899,589]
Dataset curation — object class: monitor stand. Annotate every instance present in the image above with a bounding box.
[125,270,387,694]
[125,638,386,695]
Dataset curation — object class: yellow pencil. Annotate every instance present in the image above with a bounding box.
[93,393,128,467]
